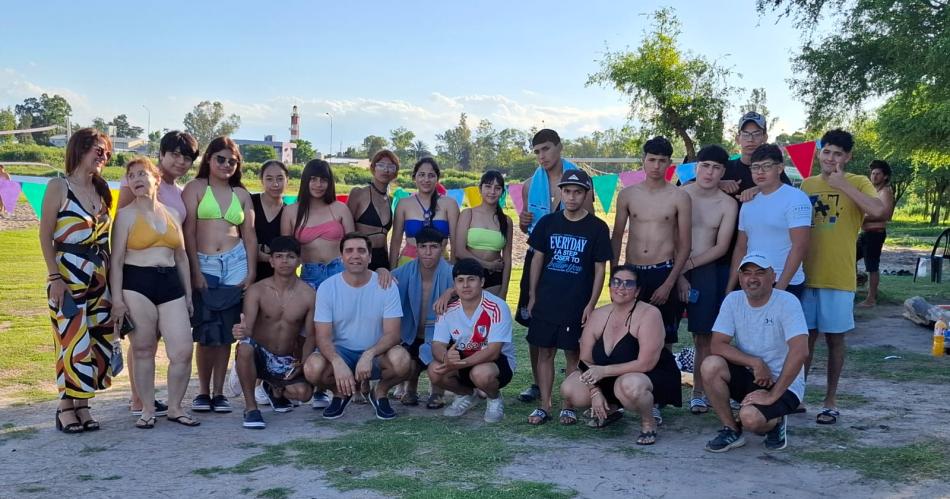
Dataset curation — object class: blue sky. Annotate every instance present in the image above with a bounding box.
[2,1,813,154]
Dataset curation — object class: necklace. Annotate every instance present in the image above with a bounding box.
[370,182,389,197]
[270,280,297,311]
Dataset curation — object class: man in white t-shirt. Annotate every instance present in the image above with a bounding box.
[303,233,410,421]
[429,258,516,423]
[729,144,812,300]
[702,253,809,453]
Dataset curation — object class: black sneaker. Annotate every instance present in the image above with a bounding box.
[262,382,292,413]
[765,415,788,450]
[132,400,169,417]
[705,426,747,453]
[192,394,212,412]
[368,391,397,420]
[517,384,541,403]
[322,396,352,419]
[243,409,266,429]
[211,395,232,413]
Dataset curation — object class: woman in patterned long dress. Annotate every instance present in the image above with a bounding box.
[39,128,115,434]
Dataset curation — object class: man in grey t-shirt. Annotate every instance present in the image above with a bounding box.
[701,253,809,453]
[303,233,410,421]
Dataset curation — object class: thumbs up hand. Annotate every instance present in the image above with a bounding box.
[233,313,248,340]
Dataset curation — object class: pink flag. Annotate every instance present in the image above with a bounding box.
[619,171,646,187]
[508,183,524,213]
[0,180,21,214]
[785,141,817,178]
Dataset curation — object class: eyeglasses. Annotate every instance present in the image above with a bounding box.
[749,162,779,173]
[609,278,637,289]
[93,146,112,160]
[738,130,765,140]
[375,163,397,172]
[214,155,239,167]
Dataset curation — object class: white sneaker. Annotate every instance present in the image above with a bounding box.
[254,384,270,405]
[443,393,479,417]
[484,396,504,423]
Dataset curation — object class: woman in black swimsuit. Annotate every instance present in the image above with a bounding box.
[347,150,398,270]
[560,264,681,445]
[251,160,288,281]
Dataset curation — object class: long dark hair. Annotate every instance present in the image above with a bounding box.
[65,128,113,209]
[294,159,336,234]
[480,170,508,237]
[413,157,441,224]
[196,136,244,188]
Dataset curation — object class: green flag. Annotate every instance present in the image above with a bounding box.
[591,174,619,213]
[282,194,298,205]
[391,188,411,212]
[21,182,47,220]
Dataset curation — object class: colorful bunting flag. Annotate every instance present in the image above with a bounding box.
[464,186,482,208]
[109,189,120,217]
[729,153,741,160]
[591,174,619,213]
[391,187,411,212]
[664,166,676,182]
[784,141,817,178]
[336,194,348,204]
[619,171,646,187]
[0,179,22,214]
[675,163,697,184]
[20,182,47,219]
[282,195,298,205]
[446,188,465,207]
[499,188,508,209]
[508,183,524,213]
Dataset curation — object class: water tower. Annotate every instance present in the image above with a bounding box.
[290,105,300,141]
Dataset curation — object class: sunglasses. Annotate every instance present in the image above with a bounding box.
[214,155,239,168]
[609,278,637,289]
[93,146,112,160]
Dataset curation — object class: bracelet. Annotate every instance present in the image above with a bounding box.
[48,272,61,277]
[47,275,63,282]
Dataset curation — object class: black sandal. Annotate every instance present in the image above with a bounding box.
[55,407,83,434]
[167,414,201,427]
[75,406,100,431]
[636,429,657,445]
[135,416,156,429]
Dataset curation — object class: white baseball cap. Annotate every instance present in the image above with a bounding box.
[737,252,772,271]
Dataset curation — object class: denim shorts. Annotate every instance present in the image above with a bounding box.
[335,345,381,380]
[198,242,248,286]
[801,287,855,333]
[301,257,343,291]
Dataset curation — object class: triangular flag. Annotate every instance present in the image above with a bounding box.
[675,163,697,184]
[619,171,645,187]
[446,188,465,207]
[436,183,447,196]
[729,153,741,160]
[508,183,524,213]
[283,195,298,205]
[0,179,22,214]
[591,174,619,213]
[109,189,120,217]
[464,186,482,208]
[21,182,47,219]
[664,166,676,182]
[785,141,817,178]
[391,188,411,212]
[499,187,508,209]
[336,194,349,204]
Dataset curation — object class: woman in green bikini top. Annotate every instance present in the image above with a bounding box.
[453,170,513,298]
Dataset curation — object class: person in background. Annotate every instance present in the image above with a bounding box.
[390,157,459,267]
[856,160,895,307]
[453,170,513,299]
[0,164,10,215]
[348,150,399,270]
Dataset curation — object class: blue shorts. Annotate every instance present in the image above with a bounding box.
[801,287,855,333]
[198,242,248,286]
[301,258,344,291]
[335,345,382,380]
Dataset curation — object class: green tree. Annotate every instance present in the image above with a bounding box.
[0,107,15,144]
[436,113,473,170]
[410,140,430,160]
[588,8,736,160]
[183,101,241,149]
[147,130,164,156]
[91,117,109,133]
[342,146,360,158]
[14,93,72,145]
[361,135,389,160]
[241,144,278,163]
[742,88,779,131]
[389,127,415,163]
[111,114,144,138]
[472,119,497,170]
[16,114,34,144]
[291,139,317,164]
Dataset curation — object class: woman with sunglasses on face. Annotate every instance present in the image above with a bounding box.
[453,170,513,299]
[182,136,257,414]
[252,160,288,282]
[347,150,399,270]
[559,265,681,446]
[116,130,199,418]
[39,128,115,434]
[111,157,198,429]
[390,158,460,267]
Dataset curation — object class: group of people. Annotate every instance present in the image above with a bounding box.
[40,114,893,451]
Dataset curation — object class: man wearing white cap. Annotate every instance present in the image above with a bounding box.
[701,253,809,452]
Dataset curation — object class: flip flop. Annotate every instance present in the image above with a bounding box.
[636,429,657,445]
[167,414,201,427]
[528,408,551,425]
[816,408,839,425]
[559,408,578,425]
[135,416,156,429]
[426,393,445,410]
[689,397,709,415]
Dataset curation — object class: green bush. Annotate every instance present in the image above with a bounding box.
[0,143,66,166]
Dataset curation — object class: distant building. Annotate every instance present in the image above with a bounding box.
[326,157,370,169]
[233,135,296,164]
[50,134,148,153]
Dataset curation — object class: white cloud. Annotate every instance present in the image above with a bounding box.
[0,68,91,117]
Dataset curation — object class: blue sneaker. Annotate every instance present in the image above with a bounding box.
[322,396,352,419]
[705,426,746,453]
[192,394,212,412]
[243,409,266,429]
[311,391,331,410]
[262,382,292,413]
[369,391,397,420]
[765,415,788,450]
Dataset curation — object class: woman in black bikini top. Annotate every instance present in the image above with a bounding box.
[347,150,398,270]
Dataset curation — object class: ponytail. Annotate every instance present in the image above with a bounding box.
[92,175,112,210]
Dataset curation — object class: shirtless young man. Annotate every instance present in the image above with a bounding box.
[856,160,895,307]
[678,145,738,414]
[515,129,595,403]
[611,136,691,349]
[233,236,316,429]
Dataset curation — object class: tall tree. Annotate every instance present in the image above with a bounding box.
[291,139,317,164]
[0,107,15,144]
[16,114,34,144]
[241,144,278,163]
[361,135,389,160]
[472,119,497,170]
[91,117,109,133]
[409,140,431,160]
[110,114,144,138]
[389,127,416,159]
[436,113,473,170]
[14,93,72,145]
[742,88,779,131]
[183,101,241,149]
[588,8,736,160]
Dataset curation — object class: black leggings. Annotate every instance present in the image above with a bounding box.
[122,265,185,305]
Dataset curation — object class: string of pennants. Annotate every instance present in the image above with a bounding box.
[0,140,819,219]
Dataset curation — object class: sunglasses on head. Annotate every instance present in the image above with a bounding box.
[609,278,637,289]
[214,155,239,167]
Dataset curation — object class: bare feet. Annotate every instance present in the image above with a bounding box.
[857,300,876,308]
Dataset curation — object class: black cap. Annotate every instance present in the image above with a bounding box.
[557,169,592,191]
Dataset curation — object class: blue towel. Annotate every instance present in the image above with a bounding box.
[526,159,577,234]
[392,258,454,365]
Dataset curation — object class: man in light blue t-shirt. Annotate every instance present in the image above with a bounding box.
[303,233,410,421]
[702,253,809,453]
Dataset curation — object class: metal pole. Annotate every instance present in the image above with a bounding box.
[325,112,333,157]
[142,105,151,155]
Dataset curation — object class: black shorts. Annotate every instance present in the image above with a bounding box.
[369,247,390,271]
[458,354,513,390]
[856,230,886,273]
[243,339,308,387]
[686,263,722,334]
[526,316,582,351]
[515,249,534,327]
[727,361,800,421]
[404,336,427,371]
[632,260,684,344]
[483,268,504,289]
[122,265,185,305]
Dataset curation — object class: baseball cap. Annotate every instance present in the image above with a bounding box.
[557,169,592,191]
[738,111,767,132]
[737,252,772,271]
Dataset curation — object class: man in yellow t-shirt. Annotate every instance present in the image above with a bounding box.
[800,129,885,426]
